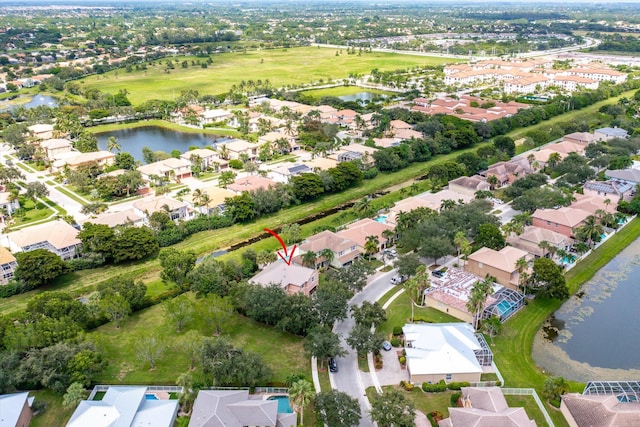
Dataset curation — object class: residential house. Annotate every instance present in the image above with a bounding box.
[185,185,236,215]
[295,230,361,269]
[335,109,358,126]
[402,323,492,384]
[218,139,259,161]
[568,67,627,84]
[425,268,493,323]
[504,75,549,94]
[415,189,474,211]
[200,108,233,125]
[137,158,192,183]
[39,138,73,160]
[188,389,296,427]
[448,175,490,197]
[0,191,20,217]
[228,175,277,194]
[553,75,598,92]
[563,132,598,145]
[303,156,338,172]
[85,208,145,228]
[594,127,629,141]
[0,246,17,285]
[336,218,395,254]
[0,392,34,427]
[53,151,116,172]
[4,219,81,260]
[507,225,569,258]
[583,180,634,202]
[484,158,532,187]
[330,143,377,165]
[133,196,190,222]
[250,261,319,296]
[269,163,311,184]
[465,246,529,290]
[180,148,222,171]
[571,194,617,216]
[532,207,592,238]
[258,131,299,152]
[561,393,640,427]
[547,140,586,156]
[387,197,433,227]
[393,128,423,141]
[389,120,413,132]
[373,137,400,148]
[27,123,54,140]
[439,387,536,427]
[67,386,178,427]
[604,168,640,187]
[530,148,567,169]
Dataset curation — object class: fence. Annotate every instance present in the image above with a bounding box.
[502,388,555,427]
[88,385,184,400]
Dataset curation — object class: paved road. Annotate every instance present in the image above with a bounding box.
[331,269,397,427]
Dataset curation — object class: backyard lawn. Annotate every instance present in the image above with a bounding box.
[379,292,460,337]
[79,47,460,104]
[89,293,308,386]
[30,389,75,427]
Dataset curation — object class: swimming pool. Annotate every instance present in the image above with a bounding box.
[496,300,516,317]
[268,395,293,413]
[145,394,158,400]
[562,256,576,265]
[374,215,387,224]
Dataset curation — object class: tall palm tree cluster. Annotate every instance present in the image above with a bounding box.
[466,276,495,330]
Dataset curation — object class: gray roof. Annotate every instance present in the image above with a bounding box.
[0,392,30,427]
[188,390,296,427]
[595,127,629,137]
[562,393,640,426]
[584,180,633,195]
[66,386,178,427]
[605,169,640,184]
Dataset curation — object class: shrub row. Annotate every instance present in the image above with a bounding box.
[421,380,471,392]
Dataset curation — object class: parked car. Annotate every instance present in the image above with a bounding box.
[384,249,397,257]
[382,341,392,351]
[391,275,407,285]
[329,357,338,373]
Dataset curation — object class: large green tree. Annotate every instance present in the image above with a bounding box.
[532,258,568,300]
[159,248,197,289]
[369,389,416,427]
[15,249,69,289]
[303,326,345,369]
[111,227,159,263]
[315,390,361,427]
[164,294,195,333]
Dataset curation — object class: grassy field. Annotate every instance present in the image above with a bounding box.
[79,47,460,104]
[300,86,393,99]
[90,292,308,385]
[379,292,460,337]
[8,198,54,228]
[89,119,241,138]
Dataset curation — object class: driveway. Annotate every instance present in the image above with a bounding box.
[377,345,410,386]
[331,269,397,427]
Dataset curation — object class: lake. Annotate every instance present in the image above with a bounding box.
[0,94,58,111]
[96,127,225,162]
[533,233,640,381]
[337,91,387,102]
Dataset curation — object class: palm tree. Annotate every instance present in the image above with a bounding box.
[289,379,315,426]
[453,231,468,265]
[515,257,529,295]
[364,235,379,260]
[318,248,334,270]
[547,152,562,169]
[301,251,317,269]
[404,265,430,322]
[466,276,495,330]
[107,136,121,153]
[604,198,611,213]
[217,144,230,161]
[353,197,371,216]
[192,189,204,208]
[382,229,395,247]
[487,175,499,190]
[576,215,604,248]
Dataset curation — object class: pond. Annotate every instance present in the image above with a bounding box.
[533,234,640,381]
[337,91,387,102]
[96,126,225,162]
[0,94,58,111]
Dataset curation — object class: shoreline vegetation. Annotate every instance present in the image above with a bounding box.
[89,119,242,138]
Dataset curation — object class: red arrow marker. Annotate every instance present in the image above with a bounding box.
[264,228,297,266]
